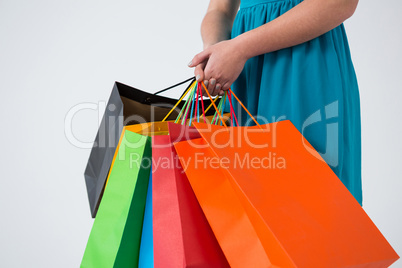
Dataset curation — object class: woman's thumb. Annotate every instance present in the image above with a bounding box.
[188,50,210,67]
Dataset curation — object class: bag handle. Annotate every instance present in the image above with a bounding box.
[153,77,195,99]
[164,79,261,129]
[201,82,262,129]
[200,82,228,127]
[189,82,225,126]
[226,87,262,129]
[173,81,224,126]
[227,90,239,126]
[162,80,226,126]
[162,80,197,122]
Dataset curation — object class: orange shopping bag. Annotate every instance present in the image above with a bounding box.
[173,86,399,268]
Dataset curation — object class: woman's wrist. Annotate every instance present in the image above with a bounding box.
[203,42,215,50]
[203,35,230,49]
[231,34,256,62]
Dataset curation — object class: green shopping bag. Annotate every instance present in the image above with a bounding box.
[81,130,151,268]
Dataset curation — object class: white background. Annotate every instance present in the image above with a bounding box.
[0,0,401,267]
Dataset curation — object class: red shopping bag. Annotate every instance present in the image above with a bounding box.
[152,130,229,267]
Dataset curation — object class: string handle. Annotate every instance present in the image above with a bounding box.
[162,80,225,125]
[201,82,228,127]
[227,87,262,129]
[153,77,195,97]
[162,80,197,122]
[200,82,261,129]
[175,81,227,126]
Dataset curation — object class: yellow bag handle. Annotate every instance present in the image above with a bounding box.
[200,82,227,127]
[162,80,225,125]
[161,80,196,122]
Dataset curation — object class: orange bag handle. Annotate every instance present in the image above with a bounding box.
[201,82,227,127]
[201,82,262,129]
[227,87,262,129]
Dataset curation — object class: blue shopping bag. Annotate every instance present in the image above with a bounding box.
[139,170,154,267]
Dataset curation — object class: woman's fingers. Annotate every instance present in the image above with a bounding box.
[209,78,217,95]
[201,79,229,97]
[189,47,235,97]
[212,80,222,96]
[216,84,224,96]
[221,81,231,92]
[188,49,210,68]
[194,62,206,82]
[202,81,210,97]
[201,79,218,97]
[216,83,222,93]
[189,48,232,96]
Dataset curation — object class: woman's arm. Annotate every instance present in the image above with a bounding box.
[190,0,359,94]
[194,0,240,95]
[201,0,240,48]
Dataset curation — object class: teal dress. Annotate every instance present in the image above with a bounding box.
[227,0,362,205]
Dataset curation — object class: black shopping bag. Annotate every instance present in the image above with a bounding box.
[84,77,218,217]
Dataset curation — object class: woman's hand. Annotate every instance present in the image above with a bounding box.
[189,39,248,96]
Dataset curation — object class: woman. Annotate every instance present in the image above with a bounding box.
[189,0,362,205]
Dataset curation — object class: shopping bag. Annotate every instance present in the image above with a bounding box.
[138,169,153,268]
[81,81,230,267]
[84,78,195,217]
[152,129,229,267]
[174,86,399,267]
[104,115,230,188]
[172,136,271,267]
[84,78,226,217]
[102,79,231,189]
[166,85,271,267]
[81,130,151,268]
